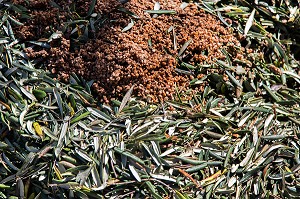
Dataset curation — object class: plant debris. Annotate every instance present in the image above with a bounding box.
[0,0,300,198]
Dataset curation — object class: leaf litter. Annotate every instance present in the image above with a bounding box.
[0,0,299,198]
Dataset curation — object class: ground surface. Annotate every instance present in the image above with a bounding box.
[0,0,300,198]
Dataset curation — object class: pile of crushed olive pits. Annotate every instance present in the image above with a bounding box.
[13,0,258,103]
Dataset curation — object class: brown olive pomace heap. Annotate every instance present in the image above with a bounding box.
[15,0,255,103]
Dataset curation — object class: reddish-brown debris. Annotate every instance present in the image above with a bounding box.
[16,0,254,103]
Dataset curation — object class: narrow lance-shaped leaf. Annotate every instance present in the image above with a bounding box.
[122,19,134,32]
[244,9,256,36]
[16,178,24,198]
[129,164,141,182]
[118,85,134,114]
[70,111,90,124]
[28,41,50,49]
[264,114,275,135]
[145,10,176,14]
[114,147,145,166]
[178,39,192,57]
[19,104,29,127]
[239,147,255,167]
[55,116,69,157]
[91,165,101,187]
[273,42,289,65]
[53,88,63,118]
[20,87,37,102]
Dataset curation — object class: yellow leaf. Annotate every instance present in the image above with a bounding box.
[175,190,187,199]
[68,102,75,116]
[33,122,44,139]
[53,165,63,180]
